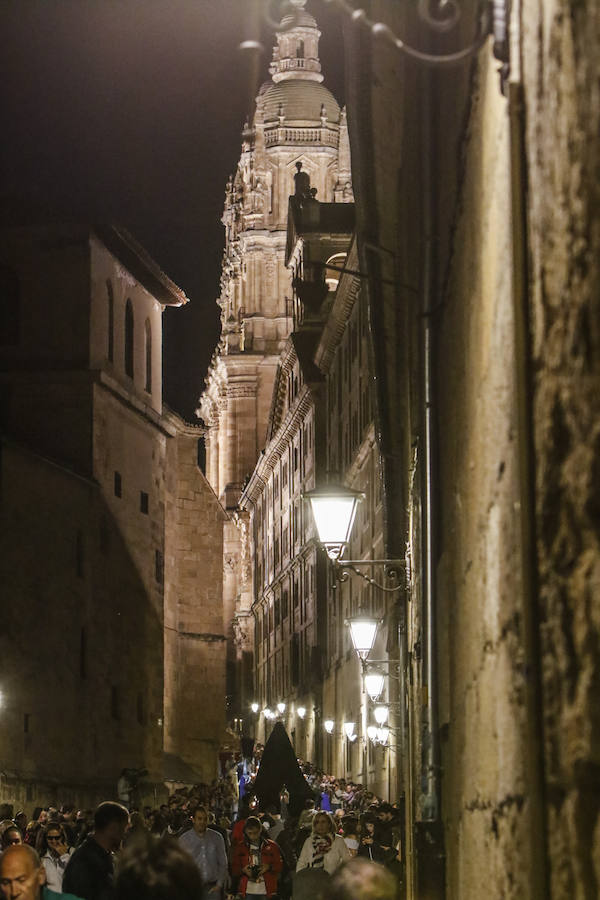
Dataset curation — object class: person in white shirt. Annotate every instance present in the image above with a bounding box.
[41,825,73,893]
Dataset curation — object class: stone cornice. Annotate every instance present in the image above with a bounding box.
[96,370,177,438]
[241,385,314,506]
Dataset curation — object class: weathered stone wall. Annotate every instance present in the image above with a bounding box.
[0,440,164,809]
[343,0,598,895]
[521,0,600,894]
[435,47,540,897]
[164,430,227,781]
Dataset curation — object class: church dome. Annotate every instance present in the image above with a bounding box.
[261,80,340,125]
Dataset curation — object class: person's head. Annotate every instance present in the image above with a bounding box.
[328,858,398,900]
[377,803,394,822]
[42,824,66,856]
[190,806,208,836]
[361,813,377,835]
[35,812,47,827]
[2,828,22,850]
[0,844,45,900]
[312,812,334,836]
[243,817,263,845]
[115,833,204,900]
[93,802,130,852]
[128,812,147,834]
[341,816,358,838]
[14,815,27,834]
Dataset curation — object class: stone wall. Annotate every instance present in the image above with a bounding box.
[521,0,600,894]
[164,430,227,781]
[343,0,600,895]
[0,440,164,810]
[435,47,541,898]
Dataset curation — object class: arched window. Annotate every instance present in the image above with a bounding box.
[144,318,152,393]
[106,280,114,362]
[124,299,134,378]
[324,253,347,292]
[296,40,304,58]
[0,266,20,345]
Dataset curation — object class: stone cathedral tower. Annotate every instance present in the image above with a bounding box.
[199,0,352,719]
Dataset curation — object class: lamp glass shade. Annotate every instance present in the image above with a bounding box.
[297,706,306,718]
[251,702,259,713]
[346,615,379,659]
[324,719,335,733]
[277,702,286,714]
[264,708,273,719]
[343,721,356,739]
[377,726,390,745]
[304,486,363,558]
[367,725,378,741]
[374,705,389,725]
[364,668,385,701]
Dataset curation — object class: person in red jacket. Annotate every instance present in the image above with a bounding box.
[230,817,282,898]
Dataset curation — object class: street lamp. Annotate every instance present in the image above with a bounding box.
[297,706,306,719]
[304,483,409,589]
[277,702,286,714]
[376,726,390,746]
[343,721,356,739]
[374,705,389,726]
[303,484,363,560]
[324,719,335,734]
[364,666,386,701]
[251,702,259,713]
[345,613,382,660]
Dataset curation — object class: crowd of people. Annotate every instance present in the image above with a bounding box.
[0,764,403,900]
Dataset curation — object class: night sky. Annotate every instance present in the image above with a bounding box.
[1,0,345,420]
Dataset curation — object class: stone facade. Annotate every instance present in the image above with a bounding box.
[312,237,397,801]
[0,224,226,808]
[337,0,600,896]
[199,0,353,720]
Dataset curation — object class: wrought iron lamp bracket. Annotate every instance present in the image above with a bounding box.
[333,557,410,593]
[262,0,503,66]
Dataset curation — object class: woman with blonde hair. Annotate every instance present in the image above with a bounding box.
[296,811,351,875]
